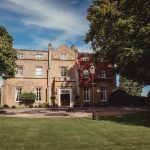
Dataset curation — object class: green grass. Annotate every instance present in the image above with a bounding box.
[0,113,150,150]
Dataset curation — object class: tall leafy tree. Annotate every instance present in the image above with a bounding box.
[85,0,150,85]
[119,76,142,96]
[0,26,17,78]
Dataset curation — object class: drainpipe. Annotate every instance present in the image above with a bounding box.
[47,43,53,106]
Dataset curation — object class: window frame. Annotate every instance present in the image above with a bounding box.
[83,69,89,78]
[60,67,67,77]
[35,66,43,76]
[100,87,107,101]
[17,53,24,59]
[36,54,43,59]
[35,88,42,101]
[100,70,106,78]
[15,87,22,102]
[16,66,23,77]
[83,88,90,101]
[60,53,67,60]
[82,57,89,62]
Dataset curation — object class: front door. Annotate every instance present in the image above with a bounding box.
[60,89,70,106]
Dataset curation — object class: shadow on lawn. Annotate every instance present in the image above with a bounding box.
[97,110,150,128]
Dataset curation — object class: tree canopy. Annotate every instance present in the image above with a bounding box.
[119,76,142,96]
[0,26,17,78]
[85,0,150,85]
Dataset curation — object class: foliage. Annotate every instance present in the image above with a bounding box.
[119,76,142,96]
[85,0,150,84]
[2,104,9,109]
[20,92,36,106]
[12,105,16,109]
[0,26,17,78]
[29,104,33,108]
[109,89,149,106]
[50,95,56,100]
[41,103,50,108]
[148,90,150,99]
[51,95,56,107]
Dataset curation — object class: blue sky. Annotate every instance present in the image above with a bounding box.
[0,0,149,96]
[0,0,92,51]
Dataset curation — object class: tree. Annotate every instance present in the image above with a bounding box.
[147,90,150,100]
[119,76,142,96]
[85,0,150,85]
[0,26,17,78]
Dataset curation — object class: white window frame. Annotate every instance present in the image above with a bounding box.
[35,67,43,76]
[36,54,43,59]
[100,87,107,101]
[83,88,90,101]
[60,67,67,77]
[35,88,41,101]
[83,69,89,78]
[17,53,24,59]
[15,87,22,102]
[82,57,89,62]
[60,53,67,60]
[16,66,23,77]
[100,70,106,78]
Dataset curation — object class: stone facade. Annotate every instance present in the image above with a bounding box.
[1,44,115,107]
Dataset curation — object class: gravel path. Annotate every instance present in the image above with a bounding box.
[0,107,149,118]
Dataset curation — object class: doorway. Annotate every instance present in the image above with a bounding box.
[59,89,71,106]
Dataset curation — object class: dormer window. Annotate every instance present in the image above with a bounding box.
[82,57,89,62]
[60,53,67,60]
[36,54,43,59]
[17,53,24,59]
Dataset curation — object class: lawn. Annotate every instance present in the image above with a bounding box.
[0,112,150,150]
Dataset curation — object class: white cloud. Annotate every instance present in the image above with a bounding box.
[1,0,88,36]
[0,0,90,51]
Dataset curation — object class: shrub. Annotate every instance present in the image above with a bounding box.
[2,104,9,109]
[29,104,33,108]
[51,95,56,107]
[41,103,50,108]
[12,105,16,109]
[38,104,41,108]
[74,95,80,107]
[109,89,150,106]
[20,92,36,106]
[82,102,92,107]
[95,101,109,107]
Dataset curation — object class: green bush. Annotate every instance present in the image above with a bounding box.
[2,104,9,109]
[51,95,56,108]
[20,92,36,106]
[29,104,33,108]
[109,89,150,106]
[41,103,50,108]
[12,105,16,109]
[38,104,41,108]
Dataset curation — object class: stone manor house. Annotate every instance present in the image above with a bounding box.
[1,44,115,107]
